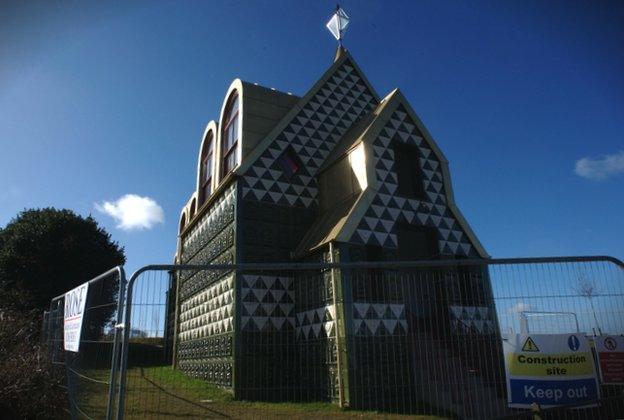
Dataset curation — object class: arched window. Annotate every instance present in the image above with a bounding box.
[200,132,214,202]
[221,93,240,177]
[190,198,196,219]
[179,214,186,233]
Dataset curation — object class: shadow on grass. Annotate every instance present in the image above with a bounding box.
[139,367,232,418]
[78,365,448,419]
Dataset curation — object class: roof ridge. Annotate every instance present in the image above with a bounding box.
[238,79,300,98]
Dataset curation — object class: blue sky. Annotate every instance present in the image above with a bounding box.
[1,0,623,275]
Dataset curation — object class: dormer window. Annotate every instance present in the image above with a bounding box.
[221,93,240,177]
[200,132,214,202]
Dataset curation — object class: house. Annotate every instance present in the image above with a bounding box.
[173,46,500,413]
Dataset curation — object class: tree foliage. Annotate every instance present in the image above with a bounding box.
[0,308,66,418]
[0,208,125,310]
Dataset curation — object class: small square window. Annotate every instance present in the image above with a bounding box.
[277,146,303,178]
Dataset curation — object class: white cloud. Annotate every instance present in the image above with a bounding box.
[574,150,624,180]
[95,194,164,231]
[509,302,532,314]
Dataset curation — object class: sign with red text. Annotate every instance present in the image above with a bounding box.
[64,282,89,352]
[596,335,624,384]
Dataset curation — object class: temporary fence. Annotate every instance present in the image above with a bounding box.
[43,267,126,420]
[45,256,624,419]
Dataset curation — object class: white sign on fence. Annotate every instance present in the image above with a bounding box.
[64,282,89,352]
[503,334,600,408]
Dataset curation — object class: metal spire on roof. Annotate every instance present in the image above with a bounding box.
[326,5,350,47]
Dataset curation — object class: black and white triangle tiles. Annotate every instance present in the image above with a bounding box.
[182,184,236,261]
[449,305,496,335]
[241,274,296,332]
[241,60,377,208]
[241,274,338,340]
[295,304,336,340]
[352,302,407,336]
[179,275,234,341]
[348,106,477,257]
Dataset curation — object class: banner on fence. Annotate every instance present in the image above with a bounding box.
[64,282,89,352]
[596,335,624,384]
[503,334,600,408]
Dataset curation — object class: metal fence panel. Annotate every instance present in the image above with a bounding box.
[44,267,125,420]
[43,258,624,418]
[110,257,624,419]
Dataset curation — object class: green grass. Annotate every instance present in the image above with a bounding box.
[76,366,448,419]
[142,366,234,403]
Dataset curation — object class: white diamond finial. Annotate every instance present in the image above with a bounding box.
[326,6,349,44]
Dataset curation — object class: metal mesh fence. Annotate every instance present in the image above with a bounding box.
[42,257,624,418]
[110,257,624,419]
[116,269,208,419]
[44,268,125,420]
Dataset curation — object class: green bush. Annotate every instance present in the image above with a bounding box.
[0,307,66,419]
[0,208,125,311]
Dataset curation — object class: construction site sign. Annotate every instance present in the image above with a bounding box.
[503,334,600,408]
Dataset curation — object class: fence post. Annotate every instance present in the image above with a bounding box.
[520,312,529,334]
[329,242,350,408]
[116,266,150,420]
[531,402,542,420]
[67,364,78,420]
[171,270,181,369]
[106,267,126,420]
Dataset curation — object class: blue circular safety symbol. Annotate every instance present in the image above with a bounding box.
[568,335,580,351]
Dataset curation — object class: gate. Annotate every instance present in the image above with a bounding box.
[45,256,624,419]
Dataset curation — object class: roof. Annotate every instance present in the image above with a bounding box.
[239,80,300,106]
[234,47,381,177]
[293,88,489,258]
[293,91,402,257]
[236,80,301,159]
[318,89,398,174]
[293,194,360,257]
[316,110,373,173]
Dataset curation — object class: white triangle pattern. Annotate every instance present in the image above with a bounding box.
[240,274,295,332]
[178,275,235,341]
[241,61,377,209]
[181,185,236,260]
[449,305,496,335]
[295,304,336,340]
[351,302,407,336]
[347,107,475,256]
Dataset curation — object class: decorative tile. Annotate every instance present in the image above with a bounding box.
[449,305,496,335]
[179,252,234,300]
[295,304,336,340]
[241,60,377,208]
[178,335,232,359]
[181,184,236,262]
[178,275,235,341]
[352,302,407,336]
[241,274,296,332]
[348,105,477,257]
[179,360,232,387]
